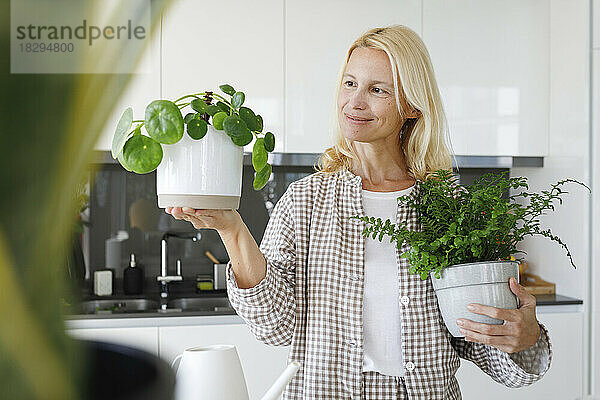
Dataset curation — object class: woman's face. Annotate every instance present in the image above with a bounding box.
[337,47,410,145]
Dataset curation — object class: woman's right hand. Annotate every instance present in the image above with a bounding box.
[165,207,243,235]
[167,206,267,289]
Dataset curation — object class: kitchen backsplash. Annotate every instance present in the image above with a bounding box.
[76,160,508,296]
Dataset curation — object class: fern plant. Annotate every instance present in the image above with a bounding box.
[350,169,590,280]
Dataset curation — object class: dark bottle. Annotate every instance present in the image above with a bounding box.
[123,253,144,295]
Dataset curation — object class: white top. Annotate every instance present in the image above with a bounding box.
[361,185,414,377]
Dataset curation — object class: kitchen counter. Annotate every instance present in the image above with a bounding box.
[64,292,582,329]
[534,293,583,306]
[65,313,244,329]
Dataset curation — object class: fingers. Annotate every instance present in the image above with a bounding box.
[164,206,225,230]
[165,206,216,216]
[164,207,209,228]
[183,207,217,217]
[466,303,518,323]
[182,213,201,229]
[167,207,194,221]
[458,327,517,352]
[170,207,184,218]
[456,318,509,337]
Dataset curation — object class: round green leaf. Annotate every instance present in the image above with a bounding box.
[216,101,230,114]
[255,114,263,132]
[231,129,253,146]
[219,84,235,96]
[212,112,228,130]
[187,118,208,139]
[111,107,133,158]
[117,150,133,172]
[144,100,184,144]
[239,107,258,131]
[264,132,275,152]
[191,98,207,113]
[232,91,245,109]
[253,163,272,190]
[184,113,195,124]
[205,104,220,116]
[122,135,163,174]
[252,138,268,172]
[223,115,251,143]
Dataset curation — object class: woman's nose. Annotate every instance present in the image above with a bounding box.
[348,90,368,109]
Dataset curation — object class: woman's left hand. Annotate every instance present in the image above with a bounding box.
[455,277,541,354]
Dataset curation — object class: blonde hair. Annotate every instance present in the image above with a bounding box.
[314,24,459,182]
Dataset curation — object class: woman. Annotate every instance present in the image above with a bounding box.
[166,25,551,400]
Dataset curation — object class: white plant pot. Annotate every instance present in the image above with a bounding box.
[156,124,243,209]
[430,260,519,337]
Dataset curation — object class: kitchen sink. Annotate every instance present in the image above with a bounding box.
[77,299,160,314]
[166,297,233,311]
[73,297,234,315]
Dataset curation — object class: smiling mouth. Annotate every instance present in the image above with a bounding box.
[346,114,373,122]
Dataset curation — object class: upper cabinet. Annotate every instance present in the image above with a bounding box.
[422,0,550,156]
[284,0,421,153]
[97,0,578,158]
[161,0,285,154]
[93,23,161,151]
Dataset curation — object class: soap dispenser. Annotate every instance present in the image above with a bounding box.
[124,253,144,295]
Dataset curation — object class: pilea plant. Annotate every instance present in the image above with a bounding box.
[111,84,276,190]
[350,169,590,280]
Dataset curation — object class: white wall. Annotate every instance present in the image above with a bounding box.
[510,0,595,396]
[510,0,589,307]
[591,0,599,396]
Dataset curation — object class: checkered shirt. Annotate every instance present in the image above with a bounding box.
[226,167,552,400]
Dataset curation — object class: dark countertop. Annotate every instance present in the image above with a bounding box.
[77,288,228,301]
[64,289,237,320]
[64,308,238,320]
[64,290,582,320]
[533,293,583,306]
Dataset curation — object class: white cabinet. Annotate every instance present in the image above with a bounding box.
[96,1,589,158]
[67,319,290,400]
[97,1,571,157]
[67,326,159,356]
[160,323,289,400]
[455,310,583,399]
[594,0,599,49]
[161,0,285,154]
[93,25,161,151]
[66,306,581,400]
[284,0,421,153]
[422,0,550,157]
[593,49,600,398]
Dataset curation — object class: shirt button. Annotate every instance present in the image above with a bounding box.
[347,340,357,348]
[351,274,360,281]
[405,361,415,371]
[400,295,410,306]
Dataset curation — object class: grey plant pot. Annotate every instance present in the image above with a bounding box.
[430,260,519,337]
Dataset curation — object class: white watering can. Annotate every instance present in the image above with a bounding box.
[171,344,300,400]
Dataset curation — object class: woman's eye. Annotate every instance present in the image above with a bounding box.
[343,81,387,94]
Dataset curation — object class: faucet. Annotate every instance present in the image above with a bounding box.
[157,231,202,310]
